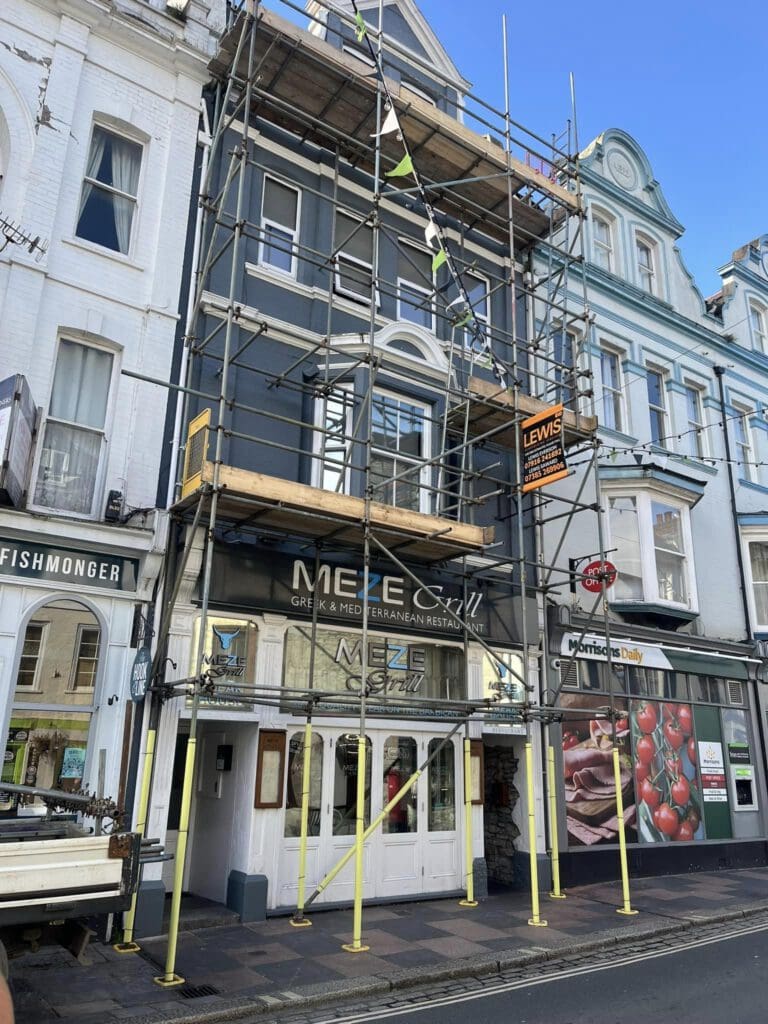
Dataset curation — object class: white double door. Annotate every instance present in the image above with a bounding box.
[275,727,462,908]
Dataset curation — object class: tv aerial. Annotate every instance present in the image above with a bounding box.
[0,211,48,261]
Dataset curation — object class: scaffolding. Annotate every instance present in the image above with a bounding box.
[123,0,636,982]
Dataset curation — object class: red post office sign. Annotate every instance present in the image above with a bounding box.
[581,560,618,593]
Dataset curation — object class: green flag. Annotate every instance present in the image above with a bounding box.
[455,311,473,329]
[385,153,414,178]
[355,11,366,41]
[432,248,447,272]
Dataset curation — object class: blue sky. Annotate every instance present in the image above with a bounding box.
[266,1,767,297]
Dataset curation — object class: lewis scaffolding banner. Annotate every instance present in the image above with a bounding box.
[521,402,568,493]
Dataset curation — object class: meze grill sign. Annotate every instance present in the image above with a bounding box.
[521,402,568,493]
[0,538,138,591]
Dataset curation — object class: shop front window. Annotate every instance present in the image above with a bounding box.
[3,600,101,812]
[284,731,324,838]
[382,735,418,834]
[332,733,371,836]
[283,626,466,702]
[428,737,455,831]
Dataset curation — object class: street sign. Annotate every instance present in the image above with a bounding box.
[129,646,152,703]
[580,560,618,593]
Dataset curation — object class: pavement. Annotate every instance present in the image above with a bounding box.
[9,866,768,1024]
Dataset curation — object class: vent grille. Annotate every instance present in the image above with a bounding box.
[179,984,220,1000]
[559,659,579,689]
[727,679,745,705]
[181,408,211,499]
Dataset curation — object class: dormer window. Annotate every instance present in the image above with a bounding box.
[636,236,656,294]
[592,213,613,271]
[750,303,767,353]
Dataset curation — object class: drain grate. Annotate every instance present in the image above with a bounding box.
[178,984,220,999]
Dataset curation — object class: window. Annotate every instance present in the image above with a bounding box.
[382,735,418,833]
[15,623,46,689]
[334,211,374,302]
[683,385,705,458]
[397,243,434,328]
[5,600,101,813]
[333,734,371,835]
[554,329,576,410]
[733,404,755,482]
[76,125,142,254]
[33,339,114,515]
[70,625,101,690]
[606,491,696,609]
[370,391,430,512]
[463,272,489,353]
[260,176,300,275]
[750,304,767,353]
[402,81,436,106]
[284,731,324,838]
[315,387,353,492]
[748,541,768,628]
[428,738,455,831]
[636,236,655,294]
[600,348,623,431]
[592,214,613,271]
[646,367,667,446]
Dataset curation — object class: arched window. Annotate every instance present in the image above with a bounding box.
[592,212,613,271]
[2,599,103,814]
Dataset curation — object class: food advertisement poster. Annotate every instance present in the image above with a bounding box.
[560,694,636,846]
[631,700,704,842]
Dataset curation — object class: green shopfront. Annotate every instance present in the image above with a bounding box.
[552,626,768,884]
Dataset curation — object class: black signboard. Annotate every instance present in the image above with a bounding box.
[727,742,751,765]
[209,544,533,646]
[0,538,139,591]
[522,403,568,493]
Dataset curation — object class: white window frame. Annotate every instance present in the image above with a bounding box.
[30,336,120,519]
[592,212,614,271]
[312,385,353,493]
[396,240,435,331]
[75,122,144,257]
[743,533,768,632]
[259,174,301,278]
[15,621,48,691]
[646,365,668,448]
[683,382,706,459]
[69,623,101,692]
[463,271,490,353]
[636,234,656,295]
[599,346,623,431]
[370,386,432,514]
[334,211,377,305]
[750,303,767,353]
[732,402,756,483]
[605,486,698,612]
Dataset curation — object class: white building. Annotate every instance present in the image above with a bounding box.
[0,0,223,828]
[541,130,768,881]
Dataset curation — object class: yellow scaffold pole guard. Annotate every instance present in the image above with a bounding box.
[342,736,370,953]
[525,741,547,927]
[547,744,566,899]
[613,745,638,916]
[291,721,313,927]
[114,727,156,952]
[458,735,477,907]
[155,736,197,985]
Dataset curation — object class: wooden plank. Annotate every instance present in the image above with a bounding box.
[197,462,492,553]
[449,377,597,448]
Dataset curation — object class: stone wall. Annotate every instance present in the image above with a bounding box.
[483,744,521,886]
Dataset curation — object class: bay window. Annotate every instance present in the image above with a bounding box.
[606,490,696,610]
[33,339,114,515]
